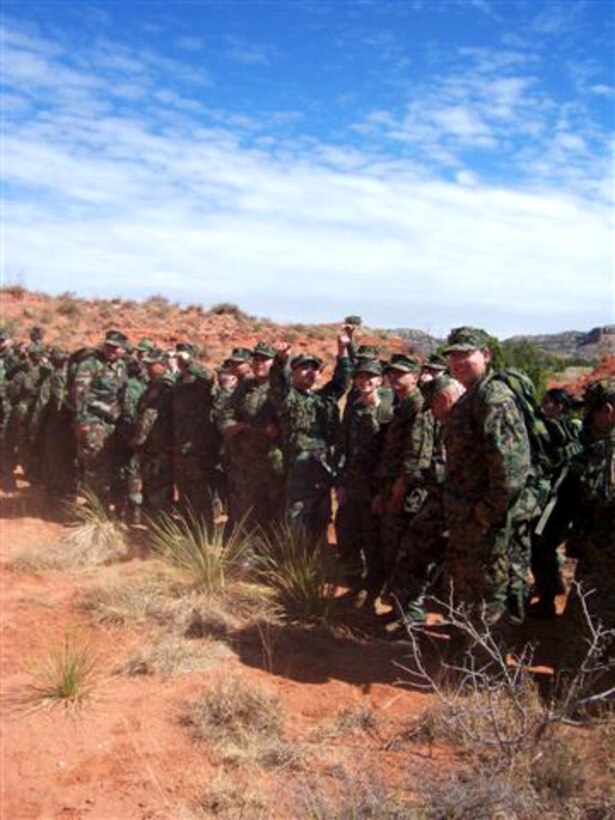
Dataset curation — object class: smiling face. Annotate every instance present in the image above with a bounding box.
[446,347,491,389]
[387,368,418,397]
[354,370,383,397]
[291,362,319,390]
[251,353,273,382]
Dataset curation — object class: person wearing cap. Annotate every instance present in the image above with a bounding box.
[269,327,353,540]
[419,353,448,386]
[335,356,395,593]
[442,326,532,625]
[131,349,175,516]
[0,328,16,490]
[172,349,218,528]
[29,347,76,508]
[385,374,465,630]
[226,347,253,383]
[70,330,129,508]
[217,342,284,531]
[371,353,435,606]
[5,342,51,485]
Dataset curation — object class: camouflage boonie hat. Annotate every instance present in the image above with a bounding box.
[137,337,155,352]
[356,344,380,358]
[252,341,275,359]
[384,353,421,374]
[228,346,253,363]
[583,379,615,410]
[443,326,491,354]
[422,353,448,372]
[142,348,166,364]
[290,353,322,370]
[104,329,130,350]
[354,357,383,376]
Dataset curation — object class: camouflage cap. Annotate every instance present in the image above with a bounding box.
[356,344,380,357]
[543,388,573,409]
[443,326,491,354]
[29,326,44,341]
[290,353,322,370]
[50,346,69,362]
[252,341,275,359]
[583,379,615,410]
[422,353,448,372]
[142,348,166,364]
[104,329,130,350]
[343,315,362,327]
[354,357,383,376]
[137,337,155,352]
[384,353,421,374]
[176,341,197,356]
[228,346,253,363]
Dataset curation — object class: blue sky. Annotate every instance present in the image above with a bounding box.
[3,0,614,337]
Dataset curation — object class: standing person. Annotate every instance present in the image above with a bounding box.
[173,350,218,528]
[373,354,434,601]
[29,347,76,508]
[226,348,253,385]
[442,327,533,625]
[0,329,17,490]
[218,342,284,532]
[270,329,352,542]
[71,330,129,508]
[335,357,394,595]
[114,356,147,524]
[132,350,175,517]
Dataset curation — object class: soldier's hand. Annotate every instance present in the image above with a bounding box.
[338,330,352,351]
[274,341,292,359]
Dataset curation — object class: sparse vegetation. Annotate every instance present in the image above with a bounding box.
[313,703,379,741]
[256,524,338,623]
[208,302,247,318]
[118,634,232,679]
[79,574,172,626]
[302,767,410,819]
[21,632,98,712]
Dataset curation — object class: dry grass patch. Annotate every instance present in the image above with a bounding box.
[11,492,129,572]
[301,766,410,819]
[117,634,232,679]
[197,779,270,818]
[20,632,99,712]
[79,572,176,627]
[312,704,379,742]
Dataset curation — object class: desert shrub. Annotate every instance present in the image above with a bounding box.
[256,523,338,623]
[21,632,98,712]
[208,302,247,318]
[144,294,173,319]
[79,575,172,626]
[182,676,283,747]
[118,634,232,679]
[56,292,80,319]
[302,767,409,819]
[313,704,379,741]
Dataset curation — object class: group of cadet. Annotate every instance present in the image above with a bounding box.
[0,320,613,638]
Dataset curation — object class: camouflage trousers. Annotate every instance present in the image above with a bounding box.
[6,406,38,482]
[335,485,383,591]
[390,494,447,618]
[379,485,428,593]
[0,413,15,490]
[75,419,116,506]
[286,457,333,543]
[141,451,173,516]
[39,410,76,503]
[174,453,218,529]
[113,445,142,522]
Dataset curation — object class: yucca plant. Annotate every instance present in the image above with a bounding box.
[21,632,98,712]
[148,510,254,599]
[256,522,338,623]
[61,490,129,566]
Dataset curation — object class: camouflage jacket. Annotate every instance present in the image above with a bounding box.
[7,362,50,421]
[133,376,174,455]
[337,389,395,493]
[218,377,280,462]
[569,428,615,564]
[29,363,70,440]
[116,375,147,446]
[444,370,531,528]
[377,389,434,488]
[71,350,128,425]
[269,355,352,470]
[173,365,217,457]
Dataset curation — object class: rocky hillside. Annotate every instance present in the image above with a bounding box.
[506,326,615,361]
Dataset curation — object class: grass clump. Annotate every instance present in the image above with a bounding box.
[149,512,260,603]
[182,676,283,748]
[21,632,98,712]
[256,523,338,624]
[302,767,409,819]
[313,703,379,742]
[118,634,232,679]
[79,575,172,626]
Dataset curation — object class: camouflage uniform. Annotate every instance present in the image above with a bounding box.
[376,356,435,590]
[336,360,394,589]
[29,351,76,504]
[270,351,351,540]
[114,362,147,522]
[443,366,532,623]
[6,346,50,482]
[71,334,128,506]
[173,359,218,527]
[133,360,174,516]
[0,334,15,490]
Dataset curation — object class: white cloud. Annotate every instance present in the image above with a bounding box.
[3,21,613,337]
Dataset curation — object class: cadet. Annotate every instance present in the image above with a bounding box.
[71,330,129,507]
[0,329,16,490]
[114,355,147,524]
[336,356,394,594]
[270,330,352,541]
[132,349,175,516]
[374,354,434,599]
[218,342,284,532]
[6,343,50,483]
[173,348,217,527]
[442,327,533,625]
[226,347,253,384]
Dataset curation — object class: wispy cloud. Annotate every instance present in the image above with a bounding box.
[3,15,613,336]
